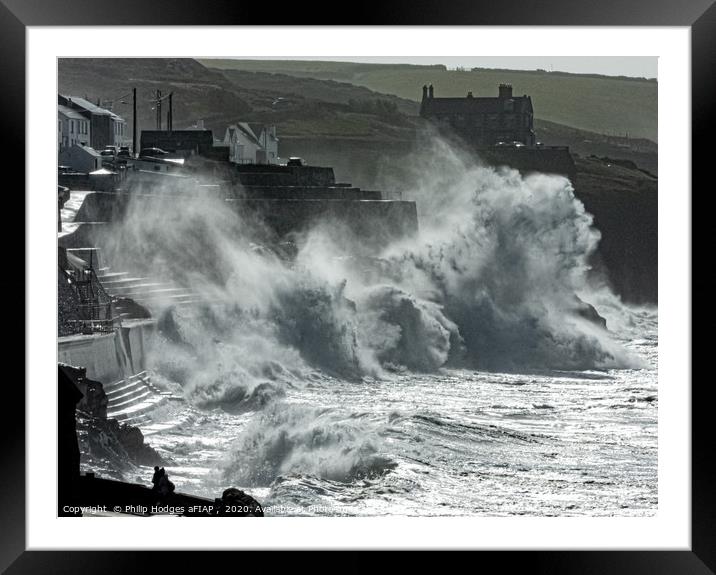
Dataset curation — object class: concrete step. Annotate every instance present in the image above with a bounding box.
[97,271,131,280]
[114,287,187,297]
[122,412,153,426]
[133,295,200,306]
[108,282,170,291]
[108,387,153,410]
[105,378,144,396]
[104,371,149,392]
[107,384,152,404]
[108,394,166,421]
[101,277,150,288]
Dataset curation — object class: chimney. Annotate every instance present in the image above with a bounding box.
[422,85,428,100]
[467,91,473,98]
[428,84,434,99]
[498,83,513,99]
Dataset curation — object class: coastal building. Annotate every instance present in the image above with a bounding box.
[224,123,279,165]
[58,144,102,174]
[58,95,127,150]
[140,129,229,163]
[140,129,214,156]
[58,104,91,150]
[419,83,536,147]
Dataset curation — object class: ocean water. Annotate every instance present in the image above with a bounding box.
[136,304,657,517]
[69,143,658,516]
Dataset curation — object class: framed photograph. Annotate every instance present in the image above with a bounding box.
[8,0,709,572]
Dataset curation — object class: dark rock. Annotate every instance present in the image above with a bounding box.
[214,487,264,517]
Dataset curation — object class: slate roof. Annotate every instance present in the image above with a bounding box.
[60,95,125,121]
[58,104,86,121]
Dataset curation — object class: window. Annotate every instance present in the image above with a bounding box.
[70,120,74,134]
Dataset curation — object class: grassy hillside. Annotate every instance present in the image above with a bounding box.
[59,58,657,173]
[59,58,658,303]
[219,68,418,116]
[201,59,657,143]
[58,58,252,138]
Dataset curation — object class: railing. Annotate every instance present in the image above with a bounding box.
[66,316,119,335]
[60,258,121,335]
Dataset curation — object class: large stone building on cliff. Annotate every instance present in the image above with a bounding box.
[419,83,536,147]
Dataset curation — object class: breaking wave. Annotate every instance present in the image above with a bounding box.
[222,402,395,485]
[104,139,642,415]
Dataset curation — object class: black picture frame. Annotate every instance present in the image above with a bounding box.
[6,0,709,572]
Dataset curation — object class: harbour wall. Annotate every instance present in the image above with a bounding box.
[229,198,419,245]
[67,190,419,248]
[58,320,155,385]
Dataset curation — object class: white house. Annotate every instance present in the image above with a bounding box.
[58,104,91,150]
[58,144,102,173]
[224,123,279,165]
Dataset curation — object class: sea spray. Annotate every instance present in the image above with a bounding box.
[222,401,395,486]
[102,138,640,416]
[295,143,639,370]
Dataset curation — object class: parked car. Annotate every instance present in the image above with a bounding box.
[286,157,304,167]
[139,147,169,159]
[117,147,131,158]
[494,141,525,148]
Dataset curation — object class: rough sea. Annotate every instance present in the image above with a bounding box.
[134,304,657,517]
[71,143,658,516]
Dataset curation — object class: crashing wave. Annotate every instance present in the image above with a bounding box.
[223,402,396,485]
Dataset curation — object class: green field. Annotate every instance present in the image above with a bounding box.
[201,59,657,143]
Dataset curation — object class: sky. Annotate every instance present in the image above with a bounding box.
[247,56,657,79]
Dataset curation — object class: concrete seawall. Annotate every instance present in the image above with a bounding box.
[65,189,419,250]
[58,320,155,385]
[228,198,419,245]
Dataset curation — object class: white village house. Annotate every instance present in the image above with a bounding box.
[58,104,91,151]
[224,123,279,165]
[58,95,128,151]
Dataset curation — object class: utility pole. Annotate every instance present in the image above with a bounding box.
[167,92,173,132]
[156,90,162,130]
[132,87,137,156]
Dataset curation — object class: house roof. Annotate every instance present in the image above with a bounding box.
[421,95,533,116]
[61,96,125,122]
[226,123,277,147]
[58,104,86,121]
[235,123,262,147]
[58,144,101,158]
[248,123,265,139]
[76,145,102,157]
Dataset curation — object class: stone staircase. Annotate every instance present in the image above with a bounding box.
[105,370,178,426]
[65,247,201,320]
[96,268,201,317]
